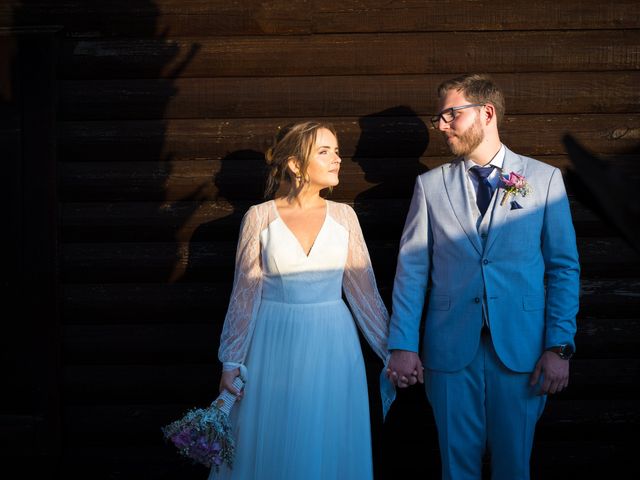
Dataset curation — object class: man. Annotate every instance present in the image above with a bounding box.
[387,74,580,479]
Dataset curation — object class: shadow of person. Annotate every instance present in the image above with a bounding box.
[350,106,433,479]
[175,149,266,380]
[352,106,430,292]
[562,134,640,254]
[178,149,267,284]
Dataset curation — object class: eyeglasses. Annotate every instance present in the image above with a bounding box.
[430,104,485,128]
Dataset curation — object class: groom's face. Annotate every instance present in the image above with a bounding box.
[437,89,484,157]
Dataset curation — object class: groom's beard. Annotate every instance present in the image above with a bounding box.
[445,117,484,157]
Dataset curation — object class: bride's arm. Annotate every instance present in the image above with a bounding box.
[340,204,390,361]
[218,205,264,383]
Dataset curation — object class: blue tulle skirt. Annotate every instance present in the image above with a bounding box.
[210,298,373,480]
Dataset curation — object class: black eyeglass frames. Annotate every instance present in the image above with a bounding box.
[430,104,485,128]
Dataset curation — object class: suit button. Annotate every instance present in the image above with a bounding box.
[482,259,489,265]
[474,297,481,303]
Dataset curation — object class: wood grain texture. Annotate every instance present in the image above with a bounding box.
[59,240,640,283]
[62,359,640,404]
[62,316,640,364]
[59,276,640,326]
[60,72,640,120]
[58,155,639,203]
[3,1,638,37]
[60,30,640,79]
[58,115,640,162]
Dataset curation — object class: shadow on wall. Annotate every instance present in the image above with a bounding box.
[563,134,640,254]
[353,106,430,259]
[350,106,433,480]
[179,149,267,283]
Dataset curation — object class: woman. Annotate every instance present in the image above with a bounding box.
[212,121,390,479]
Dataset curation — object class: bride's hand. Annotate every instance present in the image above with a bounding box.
[219,368,244,399]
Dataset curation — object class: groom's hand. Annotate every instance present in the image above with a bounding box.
[387,350,424,388]
[530,351,569,395]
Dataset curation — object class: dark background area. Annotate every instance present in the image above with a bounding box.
[1,1,639,478]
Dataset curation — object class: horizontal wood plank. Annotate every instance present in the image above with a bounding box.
[313,0,640,34]
[58,115,640,162]
[59,237,640,282]
[4,1,638,37]
[0,1,310,37]
[58,156,639,203]
[59,197,622,243]
[60,278,640,326]
[60,72,640,120]
[61,316,640,364]
[62,359,640,405]
[62,399,640,443]
[57,442,637,480]
[61,31,640,79]
[62,283,231,324]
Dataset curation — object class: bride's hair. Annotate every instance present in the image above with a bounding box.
[264,121,338,200]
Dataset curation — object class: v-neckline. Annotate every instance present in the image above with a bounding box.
[272,199,329,258]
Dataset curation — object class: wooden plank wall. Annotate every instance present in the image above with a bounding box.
[3,1,640,478]
[0,26,61,477]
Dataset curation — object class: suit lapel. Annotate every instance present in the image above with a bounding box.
[484,148,525,254]
[443,160,483,255]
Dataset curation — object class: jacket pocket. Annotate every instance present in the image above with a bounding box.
[429,294,450,311]
[522,294,545,311]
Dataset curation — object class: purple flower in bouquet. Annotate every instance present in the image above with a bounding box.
[162,374,245,472]
[499,171,532,206]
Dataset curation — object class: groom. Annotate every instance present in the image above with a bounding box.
[387,74,580,479]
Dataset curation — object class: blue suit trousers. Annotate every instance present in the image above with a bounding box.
[425,330,547,480]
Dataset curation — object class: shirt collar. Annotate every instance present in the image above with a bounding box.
[464,144,506,172]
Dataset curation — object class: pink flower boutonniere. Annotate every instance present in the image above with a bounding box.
[499,172,532,206]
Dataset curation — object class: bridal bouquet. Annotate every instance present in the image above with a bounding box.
[162,374,245,471]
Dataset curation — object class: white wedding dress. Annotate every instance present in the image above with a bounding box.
[211,200,389,480]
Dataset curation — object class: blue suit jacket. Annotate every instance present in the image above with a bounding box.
[388,147,580,372]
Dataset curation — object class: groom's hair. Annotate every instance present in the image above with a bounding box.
[437,73,505,126]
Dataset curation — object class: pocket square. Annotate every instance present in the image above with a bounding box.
[510,200,523,210]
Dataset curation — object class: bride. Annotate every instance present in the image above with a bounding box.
[212,121,391,479]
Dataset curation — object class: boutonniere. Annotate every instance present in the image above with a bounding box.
[499,172,532,206]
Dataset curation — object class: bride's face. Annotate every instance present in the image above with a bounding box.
[306,128,341,189]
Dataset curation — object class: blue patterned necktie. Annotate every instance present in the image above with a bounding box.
[469,165,495,216]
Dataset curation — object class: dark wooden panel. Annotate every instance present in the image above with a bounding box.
[60,239,640,283]
[58,155,639,203]
[60,446,203,480]
[58,441,638,480]
[58,115,640,162]
[59,196,617,239]
[60,276,640,326]
[1,1,311,37]
[62,398,640,444]
[61,31,640,79]
[4,1,637,37]
[61,316,640,364]
[60,72,640,120]
[62,283,231,325]
[61,200,250,242]
[62,359,640,404]
[314,0,640,33]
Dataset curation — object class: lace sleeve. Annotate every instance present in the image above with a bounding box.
[218,205,264,367]
[338,203,390,361]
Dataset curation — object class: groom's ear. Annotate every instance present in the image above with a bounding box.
[483,103,497,126]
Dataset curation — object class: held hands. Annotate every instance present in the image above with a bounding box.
[387,350,424,388]
[219,368,244,400]
[530,350,570,395]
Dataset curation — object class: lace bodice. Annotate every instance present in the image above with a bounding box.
[218,200,390,369]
